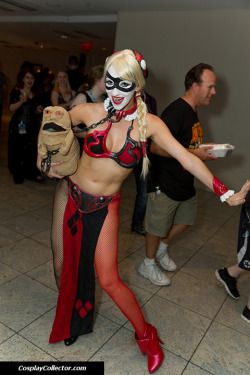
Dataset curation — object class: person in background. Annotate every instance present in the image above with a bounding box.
[51,71,76,110]
[71,65,106,106]
[70,65,106,151]
[40,68,54,108]
[0,64,7,132]
[139,63,218,286]
[8,67,44,184]
[66,55,86,92]
[216,190,250,323]
[131,88,157,236]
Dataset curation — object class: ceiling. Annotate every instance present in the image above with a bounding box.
[0,0,249,55]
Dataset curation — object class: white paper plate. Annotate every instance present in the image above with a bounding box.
[199,144,235,157]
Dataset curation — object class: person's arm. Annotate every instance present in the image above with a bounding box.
[69,102,93,127]
[188,146,218,161]
[50,90,59,106]
[9,90,26,112]
[147,114,249,206]
[70,93,87,107]
[150,141,172,157]
[51,90,76,110]
[150,137,217,161]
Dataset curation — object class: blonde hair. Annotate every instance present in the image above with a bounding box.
[53,71,72,94]
[104,49,150,177]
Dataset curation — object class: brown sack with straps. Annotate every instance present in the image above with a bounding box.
[38,106,80,176]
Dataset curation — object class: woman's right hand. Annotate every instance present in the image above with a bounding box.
[45,162,64,179]
[37,155,64,179]
[226,180,250,206]
[19,90,27,103]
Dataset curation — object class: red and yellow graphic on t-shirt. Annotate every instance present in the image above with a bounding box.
[190,122,203,148]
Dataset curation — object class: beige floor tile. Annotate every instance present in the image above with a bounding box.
[199,237,237,265]
[183,363,212,375]
[0,275,57,331]
[26,260,57,291]
[2,212,51,237]
[157,271,227,319]
[0,322,15,344]
[30,229,52,248]
[92,327,187,375]
[196,188,214,204]
[0,334,54,361]
[197,198,239,222]
[172,226,210,252]
[215,297,250,336]
[0,238,52,273]
[5,188,55,212]
[0,261,20,285]
[20,310,121,361]
[128,295,211,360]
[0,184,14,202]
[194,217,222,237]
[213,217,242,245]
[0,225,24,248]
[191,322,250,375]
[181,253,227,286]
[118,225,145,253]
[33,205,54,221]
[118,207,133,225]
[19,308,56,352]
[0,200,30,222]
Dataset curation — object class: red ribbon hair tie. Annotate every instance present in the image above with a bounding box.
[140,141,148,157]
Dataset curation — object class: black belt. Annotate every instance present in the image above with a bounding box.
[67,178,121,214]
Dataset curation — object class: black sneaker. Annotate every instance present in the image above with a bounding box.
[241,305,250,323]
[131,225,146,236]
[215,268,240,299]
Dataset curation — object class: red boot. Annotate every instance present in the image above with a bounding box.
[135,323,164,373]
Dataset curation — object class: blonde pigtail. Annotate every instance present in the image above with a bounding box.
[135,93,150,179]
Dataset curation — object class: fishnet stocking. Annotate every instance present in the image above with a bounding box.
[94,200,146,339]
[51,181,146,339]
[51,179,68,289]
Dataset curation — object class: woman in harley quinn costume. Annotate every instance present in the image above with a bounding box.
[37,49,249,374]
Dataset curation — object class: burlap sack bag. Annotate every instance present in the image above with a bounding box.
[38,106,80,176]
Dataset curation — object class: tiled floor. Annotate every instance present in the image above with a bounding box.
[0,112,249,375]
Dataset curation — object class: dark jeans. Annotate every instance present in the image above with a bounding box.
[131,163,148,229]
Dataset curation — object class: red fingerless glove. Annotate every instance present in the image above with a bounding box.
[213,176,235,202]
[213,176,228,196]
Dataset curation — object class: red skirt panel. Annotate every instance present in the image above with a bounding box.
[49,180,121,343]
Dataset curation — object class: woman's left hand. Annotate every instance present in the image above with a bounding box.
[226,180,250,206]
[36,105,43,114]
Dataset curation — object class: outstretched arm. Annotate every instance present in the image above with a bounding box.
[150,140,217,161]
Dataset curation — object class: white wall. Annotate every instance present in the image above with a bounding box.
[115,10,250,191]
